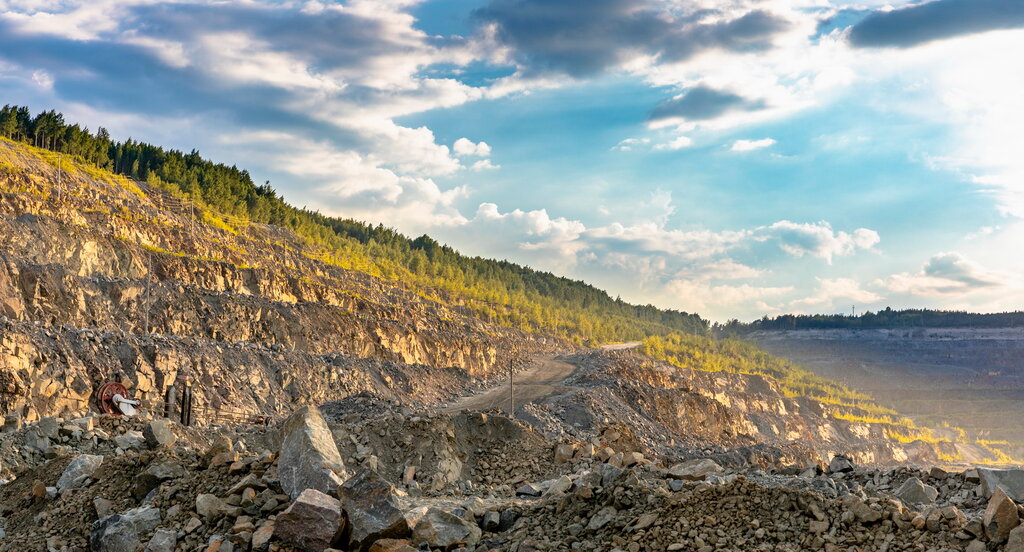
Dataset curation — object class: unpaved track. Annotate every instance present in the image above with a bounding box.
[442,356,578,413]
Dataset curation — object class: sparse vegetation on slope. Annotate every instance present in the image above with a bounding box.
[0,105,707,343]
[641,333,967,459]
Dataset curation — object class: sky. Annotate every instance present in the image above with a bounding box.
[1,0,1023,322]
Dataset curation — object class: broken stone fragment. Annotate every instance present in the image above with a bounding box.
[828,455,854,474]
[134,461,186,500]
[983,486,1021,542]
[143,529,177,552]
[89,506,162,552]
[411,508,481,548]
[979,468,1024,501]
[56,454,103,490]
[196,494,225,520]
[553,443,576,464]
[143,419,177,448]
[666,458,723,481]
[586,506,617,530]
[277,405,347,499]
[894,477,938,505]
[274,488,342,552]
[338,468,410,550]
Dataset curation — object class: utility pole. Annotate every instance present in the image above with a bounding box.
[144,249,152,334]
[509,358,514,418]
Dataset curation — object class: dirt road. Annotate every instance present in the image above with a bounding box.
[442,356,578,413]
[599,341,641,351]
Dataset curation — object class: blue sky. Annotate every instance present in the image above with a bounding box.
[1,0,1022,321]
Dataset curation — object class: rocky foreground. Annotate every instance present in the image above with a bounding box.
[3,398,1024,552]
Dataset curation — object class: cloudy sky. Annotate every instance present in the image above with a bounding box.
[2,0,1023,321]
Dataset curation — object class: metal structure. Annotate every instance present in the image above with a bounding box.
[95,382,141,416]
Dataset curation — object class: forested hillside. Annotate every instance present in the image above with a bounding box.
[0,105,707,342]
[718,307,1024,333]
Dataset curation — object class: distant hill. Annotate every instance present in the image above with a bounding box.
[718,308,1024,334]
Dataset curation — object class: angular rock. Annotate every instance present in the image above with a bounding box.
[542,475,572,498]
[482,510,500,532]
[274,488,342,552]
[515,483,543,497]
[498,508,518,532]
[894,477,938,504]
[553,443,576,464]
[983,486,1021,542]
[143,419,177,448]
[251,521,274,550]
[1007,524,1024,552]
[587,506,617,530]
[979,468,1024,501]
[144,529,177,552]
[134,461,186,500]
[411,508,481,548]
[114,430,145,450]
[368,539,416,552]
[277,406,347,499]
[89,507,161,552]
[56,454,103,490]
[666,458,723,481]
[828,455,854,474]
[338,468,410,549]
[196,494,225,519]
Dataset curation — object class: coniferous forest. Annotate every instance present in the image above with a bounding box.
[0,105,708,342]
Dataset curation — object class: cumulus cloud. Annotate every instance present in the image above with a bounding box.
[473,0,791,78]
[756,221,880,264]
[470,159,500,171]
[849,0,1024,49]
[885,252,1008,295]
[453,137,492,157]
[730,138,776,151]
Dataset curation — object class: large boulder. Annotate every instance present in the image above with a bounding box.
[278,406,347,499]
[666,458,723,481]
[984,486,1021,542]
[979,468,1024,501]
[339,468,410,549]
[894,477,938,505]
[411,508,481,548]
[56,454,103,490]
[89,507,162,552]
[274,488,343,552]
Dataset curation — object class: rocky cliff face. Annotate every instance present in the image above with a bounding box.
[0,141,562,422]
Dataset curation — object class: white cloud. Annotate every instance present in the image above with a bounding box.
[453,137,492,157]
[30,69,53,89]
[470,159,500,171]
[654,136,693,151]
[730,138,776,151]
[664,280,794,315]
[885,252,1009,296]
[613,137,650,151]
[791,277,883,308]
[756,221,880,264]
